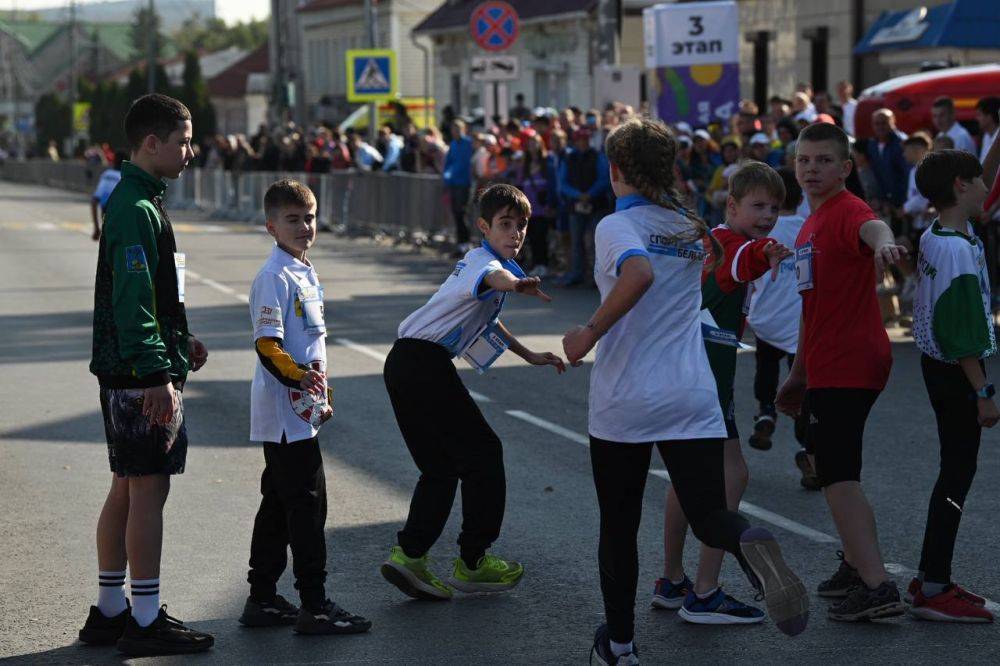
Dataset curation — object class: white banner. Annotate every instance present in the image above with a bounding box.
[643,1,739,68]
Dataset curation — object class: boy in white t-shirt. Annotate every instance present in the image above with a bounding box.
[745,168,815,487]
[380,183,565,601]
[241,180,372,636]
[908,149,996,622]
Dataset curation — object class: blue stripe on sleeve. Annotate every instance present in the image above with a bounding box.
[616,249,650,275]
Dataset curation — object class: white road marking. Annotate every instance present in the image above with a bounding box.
[505,410,590,445]
[186,270,249,303]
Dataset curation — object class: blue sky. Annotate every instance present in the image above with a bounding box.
[0,0,270,24]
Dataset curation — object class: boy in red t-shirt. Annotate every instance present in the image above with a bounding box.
[776,123,909,621]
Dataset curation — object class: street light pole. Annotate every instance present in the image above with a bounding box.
[364,0,377,144]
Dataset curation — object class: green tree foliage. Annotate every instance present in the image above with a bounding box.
[130,6,166,60]
[172,16,268,53]
[34,93,71,154]
[177,51,216,144]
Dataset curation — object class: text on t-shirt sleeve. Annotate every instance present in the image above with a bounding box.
[250,272,287,340]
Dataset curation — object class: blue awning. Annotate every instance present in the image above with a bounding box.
[854,0,1000,55]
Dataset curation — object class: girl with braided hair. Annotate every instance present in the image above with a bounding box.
[562,118,808,665]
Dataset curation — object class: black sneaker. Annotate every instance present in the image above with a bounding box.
[238,594,299,627]
[817,551,863,598]
[795,450,822,491]
[294,599,372,635]
[116,605,214,656]
[590,623,639,665]
[79,602,130,645]
[748,413,776,450]
[828,581,905,621]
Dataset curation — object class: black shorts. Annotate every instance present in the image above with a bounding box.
[721,387,739,440]
[100,387,188,477]
[806,387,879,487]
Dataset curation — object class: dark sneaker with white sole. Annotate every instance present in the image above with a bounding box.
[817,551,863,598]
[738,527,809,636]
[828,581,905,621]
[294,599,372,635]
[116,606,214,656]
[679,588,765,625]
[238,594,299,627]
[79,602,130,645]
[748,413,776,450]
[590,623,639,665]
[794,450,822,491]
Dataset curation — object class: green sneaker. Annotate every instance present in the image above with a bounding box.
[380,546,453,601]
[447,554,524,593]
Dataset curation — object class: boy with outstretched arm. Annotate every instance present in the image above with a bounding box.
[380,183,565,601]
[81,94,214,656]
[655,161,794,625]
[907,149,996,622]
[776,122,909,622]
[241,179,372,636]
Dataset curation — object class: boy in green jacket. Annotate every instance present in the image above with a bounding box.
[80,94,214,656]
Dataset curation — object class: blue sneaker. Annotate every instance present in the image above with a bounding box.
[590,623,640,665]
[651,576,692,610]
[678,587,766,625]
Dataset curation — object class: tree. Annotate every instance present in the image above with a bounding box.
[34,93,71,154]
[130,6,166,61]
[177,51,216,143]
[172,16,268,54]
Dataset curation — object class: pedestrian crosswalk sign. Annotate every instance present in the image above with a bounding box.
[346,49,397,102]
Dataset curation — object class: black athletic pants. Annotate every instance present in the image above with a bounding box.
[918,354,983,584]
[384,338,505,568]
[590,436,751,644]
[449,185,470,244]
[754,338,808,446]
[248,435,328,610]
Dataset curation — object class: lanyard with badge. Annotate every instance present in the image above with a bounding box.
[462,320,509,374]
[174,253,186,302]
[700,310,754,351]
[296,282,326,335]
[795,242,814,292]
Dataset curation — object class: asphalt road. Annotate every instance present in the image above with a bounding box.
[1,179,999,664]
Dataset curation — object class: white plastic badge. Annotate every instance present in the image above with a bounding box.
[795,243,814,292]
[174,252,186,303]
[462,322,508,374]
[700,310,754,351]
[297,285,326,335]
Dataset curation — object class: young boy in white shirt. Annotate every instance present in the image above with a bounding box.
[909,149,996,623]
[380,183,565,601]
[745,168,815,487]
[242,179,372,636]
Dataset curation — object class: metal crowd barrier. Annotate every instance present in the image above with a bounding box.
[0,160,453,238]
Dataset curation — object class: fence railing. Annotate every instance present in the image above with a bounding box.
[0,160,453,238]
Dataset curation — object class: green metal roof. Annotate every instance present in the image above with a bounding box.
[0,19,61,53]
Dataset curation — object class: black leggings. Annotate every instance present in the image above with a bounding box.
[754,338,808,446]
[384,338,505,568]
[590,436,751,644]
[918,354,983,583]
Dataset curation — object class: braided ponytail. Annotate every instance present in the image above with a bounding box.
[605,118,724,269]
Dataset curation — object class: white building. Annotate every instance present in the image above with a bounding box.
[296,0,439,124]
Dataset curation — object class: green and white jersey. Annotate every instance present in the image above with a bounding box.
[913,220,996,363]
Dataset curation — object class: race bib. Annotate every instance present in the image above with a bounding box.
[795,243,814,292]
[174,252,186,303]
[297,284,326,335]
[462,322,508,374]
[700,310,754,351]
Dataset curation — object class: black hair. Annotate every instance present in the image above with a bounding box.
[478,183,531,224]
[798,122,850,161]
[113,151,128,170]
[976,97,1000,126]
[915,149,983,210]
[123,94,191,151]
[776,166,803,210]
[902,133,931,150]
[264,179,317,219]
[932,96,955,112]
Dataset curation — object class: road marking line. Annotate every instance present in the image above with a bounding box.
[186,270,249,303]
[333,337,492,402]
[505,410,589,445]
[37,222,57,230]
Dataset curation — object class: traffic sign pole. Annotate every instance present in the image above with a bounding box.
[365,0,377,143]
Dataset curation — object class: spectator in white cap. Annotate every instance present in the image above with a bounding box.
[674,121,693,137]
[792,92,817,124]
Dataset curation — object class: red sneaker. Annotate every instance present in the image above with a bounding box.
[905,577,986,606]
[910,586,994,623]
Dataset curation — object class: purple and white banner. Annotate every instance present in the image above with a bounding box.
[643,1,740,127]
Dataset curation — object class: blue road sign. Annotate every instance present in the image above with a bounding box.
[346,49,397,102]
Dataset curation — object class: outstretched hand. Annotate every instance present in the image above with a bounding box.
[874,243,908,276]
[527,351,567,374]
[514,276,552,302]
[765,242,793,281]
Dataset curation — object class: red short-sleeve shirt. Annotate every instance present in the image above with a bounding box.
[795,189,892,390]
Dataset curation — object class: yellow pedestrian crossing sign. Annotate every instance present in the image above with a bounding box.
[346,49,398,102]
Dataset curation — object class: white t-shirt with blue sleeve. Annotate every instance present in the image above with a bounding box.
[397,242,526,357]
[588,195,726,443]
